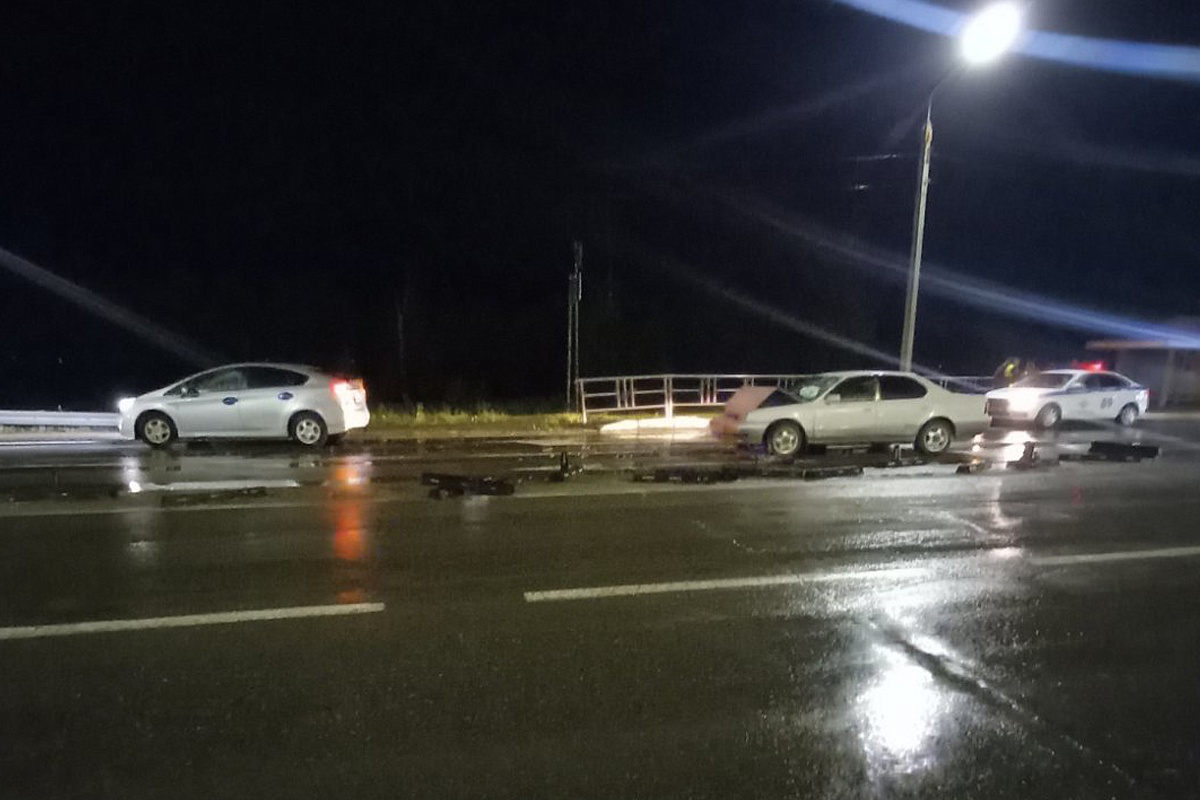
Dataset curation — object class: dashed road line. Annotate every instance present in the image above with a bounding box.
[0,602,385,641]
[524,566,927,602]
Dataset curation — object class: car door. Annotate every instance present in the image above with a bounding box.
[1076,373,1112,420]
[238,367,310,435]
[163,367,248,436]
[1095,373,1129,418]
[877,375,930,439]
[814,375,879,442]
[1053,374,1090,420]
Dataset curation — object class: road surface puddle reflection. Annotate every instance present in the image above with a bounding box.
[328,495,373,603]
[857,643,950,776]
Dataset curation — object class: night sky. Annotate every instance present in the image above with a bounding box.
[2,1,1198,410]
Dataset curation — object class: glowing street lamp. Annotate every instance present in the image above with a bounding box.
[960,3,1023,65]
[899,2,1022,372]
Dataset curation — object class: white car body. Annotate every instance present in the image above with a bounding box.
[733,371,989,454]
[118,363,369,446]
[985,369,1148,427]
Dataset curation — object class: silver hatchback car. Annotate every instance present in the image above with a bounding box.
[118,363,370,448]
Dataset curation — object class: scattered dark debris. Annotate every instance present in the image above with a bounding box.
[421,472,516,498]
[631,463,863,483]
[956,460,993,474]
[512,453,587,485]
[632,466,742,484]
[1007,442,1057,470]
[1059,441,1161,463]
[553,453,584,482]
[160,487,269,506]
[755,464,864,480]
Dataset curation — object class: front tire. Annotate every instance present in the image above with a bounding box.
[138,412,177,448]
[915,419,954,455]
[765,421,805,457]
[290,412,328,448]
[1116,403,1139,426]
[1035,403,1061,430]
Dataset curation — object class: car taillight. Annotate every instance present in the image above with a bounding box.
[331,377,365,399]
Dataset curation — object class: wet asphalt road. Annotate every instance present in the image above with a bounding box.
[2,421,1200,798]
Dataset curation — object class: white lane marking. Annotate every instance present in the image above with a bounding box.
[126,479,302,493]
[524,566,926,603]
[0,602,384,641]
[0,440,120,448]
[0,500,327,519]
[1031,545,1200,567]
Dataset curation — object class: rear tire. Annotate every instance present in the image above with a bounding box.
[290,412,328,448]
[915,419,954,455]
[1116,403,1139,426]
[765,421,805,457]
[138,412,176,448]
[1035,404,1061,430]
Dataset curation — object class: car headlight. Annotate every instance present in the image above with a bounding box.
[117,397,136,414]
[1006,392,1039,413]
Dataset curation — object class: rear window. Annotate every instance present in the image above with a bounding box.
[879,375,927,400]
[243,367,310,389]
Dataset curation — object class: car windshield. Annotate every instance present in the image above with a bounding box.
[781,374,842,402]
[1012,372,1074,389]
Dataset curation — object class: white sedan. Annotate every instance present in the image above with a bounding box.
[729,371,989,456]
[118,363,370,448]
[985,369,1148,429]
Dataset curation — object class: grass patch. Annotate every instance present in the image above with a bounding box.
[369,405,619,431]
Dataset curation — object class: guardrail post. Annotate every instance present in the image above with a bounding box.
[664,376,673,419]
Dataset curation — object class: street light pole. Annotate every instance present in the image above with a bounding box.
[896,1,1021,372]
[899,98,934,373]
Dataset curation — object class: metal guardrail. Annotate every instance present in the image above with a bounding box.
[576,373,993,422]
[932,375,994,393]
[576,374,808,423]
[0,410,120,428]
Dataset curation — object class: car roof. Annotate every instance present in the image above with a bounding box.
[209,362,324,374]
[813,370,927,379]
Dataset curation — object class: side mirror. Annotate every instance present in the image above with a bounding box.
[825,393,842,404]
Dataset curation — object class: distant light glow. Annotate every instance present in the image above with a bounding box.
[0,246,219,367]
[959,3,1021,65]
[833,0,1200,82]
[729,197,1200,350]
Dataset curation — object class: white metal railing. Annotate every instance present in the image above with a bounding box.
[576,373,993,422]
[0,410,120,428]
[576,374,809,423]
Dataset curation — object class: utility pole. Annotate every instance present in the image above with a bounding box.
[566,242,583,410]
[900,101,933,373]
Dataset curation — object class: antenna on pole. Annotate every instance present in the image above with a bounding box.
[567,242,583,410]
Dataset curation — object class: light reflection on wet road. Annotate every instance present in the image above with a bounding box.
[1,421,1200,797]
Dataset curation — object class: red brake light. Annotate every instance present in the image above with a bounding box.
[331,378,364,399]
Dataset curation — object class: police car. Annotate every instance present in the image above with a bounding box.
[985,369,1149,429]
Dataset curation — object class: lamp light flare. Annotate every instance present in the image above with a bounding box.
[959,3,1023,65]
